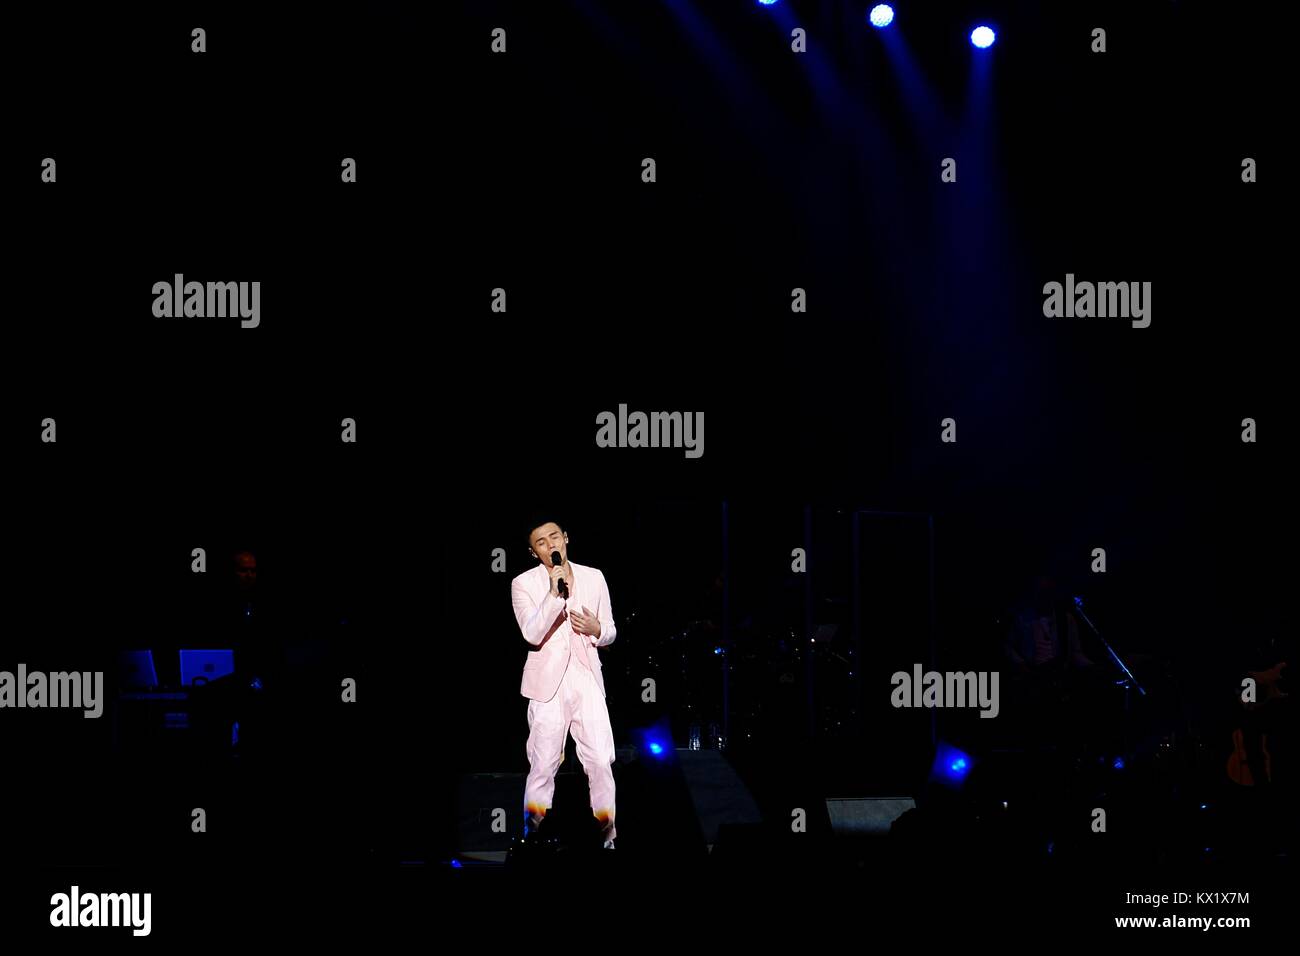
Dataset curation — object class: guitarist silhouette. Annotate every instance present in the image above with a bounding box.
[1227,636,1290,788]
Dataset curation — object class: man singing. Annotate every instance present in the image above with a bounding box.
[511,519,618,849]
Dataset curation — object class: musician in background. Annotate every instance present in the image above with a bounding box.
[1004,575,1094,675]
[1000,574,1099,748]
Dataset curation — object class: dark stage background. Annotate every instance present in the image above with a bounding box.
[3,0,1288,941]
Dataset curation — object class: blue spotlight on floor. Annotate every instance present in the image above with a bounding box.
[869,4,894,28]
[970,25,996,49]
[757,0,780,6]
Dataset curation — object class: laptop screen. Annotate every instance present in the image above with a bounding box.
[179,649,235,686]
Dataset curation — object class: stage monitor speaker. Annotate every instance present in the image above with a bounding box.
[678,749,762,849]
[824,796,916,836]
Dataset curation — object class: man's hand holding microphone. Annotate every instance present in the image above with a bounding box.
[549,551,601,645]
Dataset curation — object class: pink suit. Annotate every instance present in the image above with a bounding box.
[511,560,618,843]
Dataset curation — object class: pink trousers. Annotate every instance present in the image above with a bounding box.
[523,659,617,842]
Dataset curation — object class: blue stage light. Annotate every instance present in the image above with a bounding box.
[932,743,974,785]
[970,26,996,49]
[1112,756,1126,770]
[869,5,894,28]
[648,742,664,755]
[757,0,779,6]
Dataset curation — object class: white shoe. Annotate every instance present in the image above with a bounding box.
[602,839,616,850]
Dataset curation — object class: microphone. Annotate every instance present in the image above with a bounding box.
[551,552,568,598]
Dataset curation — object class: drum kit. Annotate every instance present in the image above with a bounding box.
[629,596,1202,766]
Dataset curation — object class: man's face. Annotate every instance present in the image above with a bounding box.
[234,552,258,590]
[1034,575,1057,613]
[529,523,568,567]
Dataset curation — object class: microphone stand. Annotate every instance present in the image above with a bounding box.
[1072,596,1145,697]
[1072,596,1145,768]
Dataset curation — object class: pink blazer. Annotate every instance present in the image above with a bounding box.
[512,560,617,702]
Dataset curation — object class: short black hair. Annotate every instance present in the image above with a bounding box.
[526,517,564,546]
